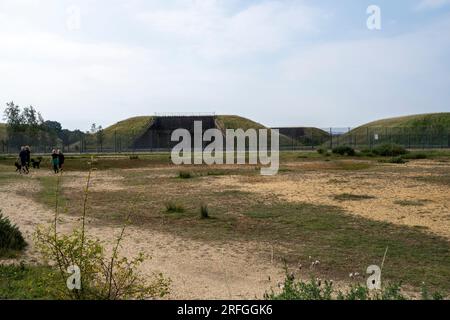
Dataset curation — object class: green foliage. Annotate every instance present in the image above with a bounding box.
[317,148,327,155]
[332,145,356,156]
[0,263,63,299]
[372,143,408,157]
[34,227,170,299]
[265,275,333,300]
[267,272,408,300]
[403,152,427,160]
[33,168,171,300]
[0,211,27,257]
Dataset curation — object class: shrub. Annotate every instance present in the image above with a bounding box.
[266,271,408,300]
[0,211,27,257]
[165,201,185,213]
[332,145,355,156]
[178,171,193,179]
[403,152,427,160]
[387,156,407,164]
[200,205,209,219]
[129,155,139,160]
[317,148,327,155]
[34,168,171,300]
[372,143,408,157]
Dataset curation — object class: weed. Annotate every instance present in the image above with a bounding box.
[178,171,193,179]
[165,201,185,213]
[333,193,375,201]
[200,204,210,219]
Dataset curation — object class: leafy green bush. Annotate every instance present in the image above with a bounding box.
[34,168,171,300]
[372,143,408,157]
[332,145,356,156]
[317,148,327,155]
[266,271,409,300]
[0,211,27,257]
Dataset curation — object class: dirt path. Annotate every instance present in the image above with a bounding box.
[0,175,284,299]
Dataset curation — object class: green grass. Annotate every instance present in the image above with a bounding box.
[33,175,67,209]
[0,264,63,299]
[333,193,376,201]
[242,202,450,292]
[55,167,450,293]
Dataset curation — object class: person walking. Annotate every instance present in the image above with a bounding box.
[51,149,59,174]
[57,149,65,171]
[25,146,31,173]
[19,146,28,174]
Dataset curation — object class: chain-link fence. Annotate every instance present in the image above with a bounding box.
[1,126,450,155]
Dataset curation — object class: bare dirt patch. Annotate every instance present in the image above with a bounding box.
[214,160,450,239]
[0,176,284,299]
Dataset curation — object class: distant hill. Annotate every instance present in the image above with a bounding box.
[94,115,295,150]
[352,113,450,130]
[339,113,450,148]
[103,116,154,138]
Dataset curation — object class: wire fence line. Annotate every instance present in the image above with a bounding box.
[1,126,450,155]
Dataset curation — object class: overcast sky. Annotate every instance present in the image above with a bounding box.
[1,0,449,130]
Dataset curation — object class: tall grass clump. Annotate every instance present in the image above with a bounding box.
[165,201,185,213]
[34,167,171,300]
[200,204,210,219]
[0,211,27,257]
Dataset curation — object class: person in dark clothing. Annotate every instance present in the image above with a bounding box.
[25,146,31,172]
[19,146,28,174]
[57,149,65,171]
[51,149,59,174]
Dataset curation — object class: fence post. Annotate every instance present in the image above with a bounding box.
[329,128,332,150]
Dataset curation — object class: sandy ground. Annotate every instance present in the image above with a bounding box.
[2,159,448,299]
[216,160,450,239]
[0,174,285,299]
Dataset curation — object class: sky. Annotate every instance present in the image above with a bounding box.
[0,0,449,131]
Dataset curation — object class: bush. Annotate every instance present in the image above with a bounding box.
[129,155,139,160]
[372,143,408,157]
[387,156,407,164]
[332,145,355,156]
[200,205,209,219]
[266,271,408,300]
[34,168,171,300]
[165,201,185,213]
[317,148,327,155]
[0,211,27,257]
[403,152,427,160]
[178,171,193,179]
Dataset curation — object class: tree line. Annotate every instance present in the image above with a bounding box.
[2,101,87,151]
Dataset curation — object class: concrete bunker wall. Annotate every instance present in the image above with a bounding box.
[133,116,219,150]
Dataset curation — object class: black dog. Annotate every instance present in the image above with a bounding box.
[14,161,21,172]
[31,158,41,169]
